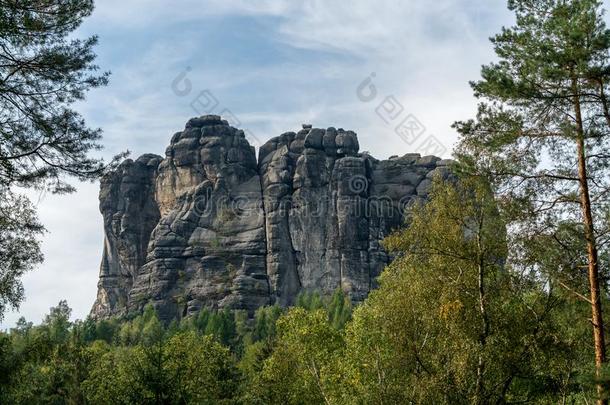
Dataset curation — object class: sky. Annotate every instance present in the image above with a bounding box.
[1,0,534,328]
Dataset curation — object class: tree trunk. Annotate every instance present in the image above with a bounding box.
[573,77,607,405]
[475,217,489,405]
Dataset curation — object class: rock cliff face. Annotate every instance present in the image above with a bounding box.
[91,116,451,321]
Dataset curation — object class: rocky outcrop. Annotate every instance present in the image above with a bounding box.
[92,116,452,321]
[92,154,162,318]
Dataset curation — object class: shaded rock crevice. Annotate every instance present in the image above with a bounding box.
[92,116,451,321]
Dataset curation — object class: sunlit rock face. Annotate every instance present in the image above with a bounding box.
[91,115,451,321]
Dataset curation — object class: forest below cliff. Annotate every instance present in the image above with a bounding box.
[0,177,607,404]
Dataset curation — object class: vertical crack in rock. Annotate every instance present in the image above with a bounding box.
[91,116,452,321]
[256,147,271,300]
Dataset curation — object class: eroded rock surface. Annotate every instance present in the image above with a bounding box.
[92,116,451,321]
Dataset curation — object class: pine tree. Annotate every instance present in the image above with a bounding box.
[0,0,124,192]
[0,0,123,320]
[454,1,610,401]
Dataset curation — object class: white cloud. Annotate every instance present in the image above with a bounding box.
[89,0,291,27]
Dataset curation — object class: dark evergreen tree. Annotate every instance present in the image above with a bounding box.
[0,0,123,320]
[0,0,124,191]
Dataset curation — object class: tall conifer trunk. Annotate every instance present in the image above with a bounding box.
[573,77,607,405]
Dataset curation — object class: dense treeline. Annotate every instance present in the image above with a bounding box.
[0,290,347,404]
[1,177,608,404]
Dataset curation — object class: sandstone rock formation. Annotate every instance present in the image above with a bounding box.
[91,115,452,321]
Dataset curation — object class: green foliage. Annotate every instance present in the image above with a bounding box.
[83,333,237,404]
[0,291,354,404]
[0,0,127,325]
[453,0,610,244]
[251,304,282,342]
[342,177,569,404]
[296,290,325,310]
[44,299,72,345]
[0,188,44,322]
[297,288,353,330]
[453,0,610,400]
[327,288,352,330]
[0,0,125,192]
[255,307,345,404]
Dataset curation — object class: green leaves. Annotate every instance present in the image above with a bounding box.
[0,0,123,193]
[258,308,345,405]
[0,0,124,326]
[456,1,610,401]
[83,333,237,404]
[0,187,43,321]
[347,177,568,404]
